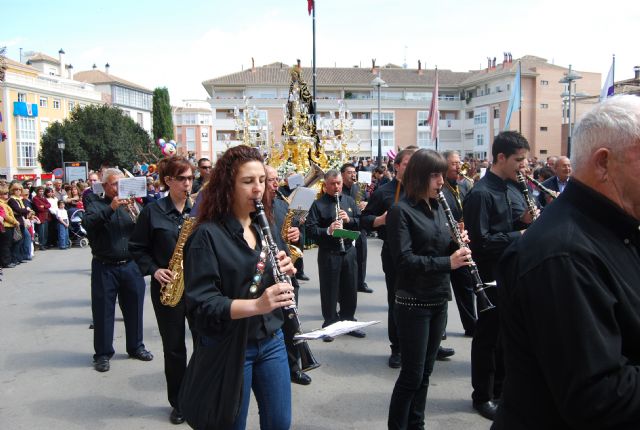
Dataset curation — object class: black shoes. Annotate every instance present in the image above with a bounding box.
[129,347,154,361]
[94,356,110,372]
[322,336,334,342]
[388,352,401,369]
[357,283,374,293]
[170,408,185,425]
[436,346,455,360]
[473,400,498,420]
[290,370,312,385]
[346,329,366,338]
[295,272,310,281]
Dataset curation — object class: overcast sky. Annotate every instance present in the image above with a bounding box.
[2,0,637,103]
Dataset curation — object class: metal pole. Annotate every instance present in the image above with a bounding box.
[60,149,65,183]
[377,84,382,167]
[567,65,573,158]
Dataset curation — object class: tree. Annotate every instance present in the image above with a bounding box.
[152,87,174,142]
[38,104,160,172]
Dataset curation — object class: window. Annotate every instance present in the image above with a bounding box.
[53,99,61,109]
[540,149,548,155]
[186,127,196,151]
[540,103,549,109]
[474,112,488,125]
[68,101,75,111]
[507,84,511,91]
[17,93,27,102]
[137,112,143,127]
[540,126,548,131]
[540,80,549,86]
[476,133,484,147]
[372,112,394,127]
[39,97,48,108]
[417,131,433,148]
[351,112,370,119]
[466,111,474,119]
[372,131,394,151]
[16,117,37,167]
[493,108,500,119]
[417,111,429,127]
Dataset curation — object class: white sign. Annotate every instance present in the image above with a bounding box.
[358,171,372,185]
[287,173,304,190]
[289,187,316,211]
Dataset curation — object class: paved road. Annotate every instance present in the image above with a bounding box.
[0,239,490,429]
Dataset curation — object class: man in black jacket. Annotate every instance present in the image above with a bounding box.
[463,132,536,420]
[494,95,640,429]
[83,168,153,372]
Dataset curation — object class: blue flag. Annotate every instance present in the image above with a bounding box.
[504,62,521,131]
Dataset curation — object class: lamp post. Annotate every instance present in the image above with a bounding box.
[371,75,388,167]
[57,138,65,182]
[559,65,582,158]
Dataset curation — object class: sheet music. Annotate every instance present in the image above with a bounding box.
[118,177,147,199]
[480,167,487,179]
[289,187,316,211]
[287,173,304,190]
[358,171,372,185]
[294,320,379,340]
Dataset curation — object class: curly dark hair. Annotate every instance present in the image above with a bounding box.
[158,156,194,190]
[197,145,273,225]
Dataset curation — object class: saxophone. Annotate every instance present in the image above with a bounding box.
[160,193,195,307]
[281,210,304,264]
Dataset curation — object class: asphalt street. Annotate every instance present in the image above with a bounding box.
[0,238,490,430]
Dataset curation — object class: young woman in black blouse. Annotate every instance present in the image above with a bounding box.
[181,145,295,430]
[387,149,472,430]
[129,155,194,424]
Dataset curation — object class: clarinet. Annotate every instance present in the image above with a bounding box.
[437,191,495,313]
[334,193,347,255]
[526,174,559,200]
[253,200,320,371]
[516,171,539,222]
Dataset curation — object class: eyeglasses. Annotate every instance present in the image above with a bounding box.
[199,165,212,170]
[266,178,279,183]
[172,175,195,183]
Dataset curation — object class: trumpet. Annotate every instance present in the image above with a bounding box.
[459,162,475,185]
[437,190,495,313]
[125,195,141,222]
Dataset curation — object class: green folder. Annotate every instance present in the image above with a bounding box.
[332,229,360,240]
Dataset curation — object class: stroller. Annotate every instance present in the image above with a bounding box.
[67,208,89,248]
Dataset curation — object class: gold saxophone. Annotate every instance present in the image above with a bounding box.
[160,193,195,307]
[281,210,304,264]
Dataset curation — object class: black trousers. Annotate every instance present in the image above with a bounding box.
[450,267,477,335]
[388,302,447,430]
[282,285,301,373]
[317,246,357,327]
[471,285,503,402]
[0,228,13,267]
[150,279,191,408]
[381,245,400,354]
[91,259,146,360]
[355,231,368,289]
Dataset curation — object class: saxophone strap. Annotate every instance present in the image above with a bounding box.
[394,181,402,204]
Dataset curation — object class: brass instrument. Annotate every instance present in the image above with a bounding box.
[253,200,320,372]
[526,174,559,200]
[281,209,304,264]
[160,192,194,307]
[275,189,291,205]
[354,182,368,205]
[125,196,141,222]
[459,162,475,185]
[516,171,539,222]
[334,193,347,255]
[437,191,495,312]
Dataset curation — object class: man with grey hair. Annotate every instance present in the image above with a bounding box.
[83,168,153,372]
[306,169,365,341]
[494,95,640,428]
[538,156,572,207]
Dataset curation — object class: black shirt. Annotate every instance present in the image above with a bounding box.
[360,178,403,241]
[306,192,360,252]
[494,179,640,429]
[183,215,284,341]
[462,170,521,282]
[83,195,137,262]
[441,178,472,222]
[191,177,205,195]
[129,196,192,277]
[387,197,454,303]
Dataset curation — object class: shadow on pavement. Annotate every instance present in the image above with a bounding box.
[4,350,89,370]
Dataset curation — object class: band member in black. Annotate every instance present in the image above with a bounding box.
[265,165,312,386]
[340,162,372,293]
[129,156,194,424]
[306,169,365,341]
[387,149,472,430]
[494,96,640,429]
[441,150,477,336]
[182,146,295,429]
[83,168,153,373]
[463,131,536,420]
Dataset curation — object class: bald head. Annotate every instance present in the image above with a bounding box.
[554,156,572,182]
[265,165,279,195]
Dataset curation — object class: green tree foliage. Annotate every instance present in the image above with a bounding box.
[152,87,174,142]
[38,104,159,171]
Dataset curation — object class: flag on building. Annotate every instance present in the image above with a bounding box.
[600,57,615,101]
[504,62,521,131]
[427,69,439,142]
[308,0,314,15]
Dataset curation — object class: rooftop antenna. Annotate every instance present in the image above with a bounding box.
[403,45,408,69]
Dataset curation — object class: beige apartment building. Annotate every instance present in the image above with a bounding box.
[172,100,214,160]
[201,55,601,161]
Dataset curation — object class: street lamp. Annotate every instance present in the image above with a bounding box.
[57,138,65,182]
[371,75,388,167]
[559,65,582,158]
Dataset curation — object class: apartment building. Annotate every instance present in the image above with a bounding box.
[172,100,214,161]
[202,55,601,160]
[0,53,102,180]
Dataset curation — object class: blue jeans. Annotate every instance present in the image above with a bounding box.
[232,329,292,430]
[388,302,447,430]
[21,225,32,259]
[57,223,69,249]
[38,221,48,249]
